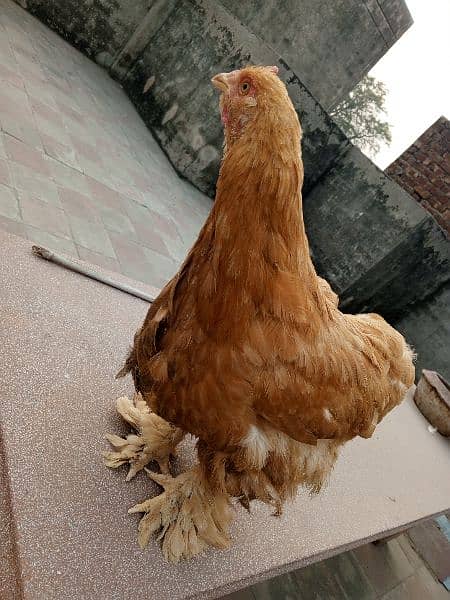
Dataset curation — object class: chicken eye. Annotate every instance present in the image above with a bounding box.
[240,81,250,95]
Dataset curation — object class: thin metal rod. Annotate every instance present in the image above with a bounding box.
[32,245,154,303]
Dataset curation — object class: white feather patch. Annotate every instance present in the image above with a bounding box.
[241,425,269,468]
[323,408,333,422]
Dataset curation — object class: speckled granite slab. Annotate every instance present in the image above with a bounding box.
[1,229,450,600]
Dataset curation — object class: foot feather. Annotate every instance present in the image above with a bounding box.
[103,394,184,479]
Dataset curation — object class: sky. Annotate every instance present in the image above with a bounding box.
[370,0,450,169]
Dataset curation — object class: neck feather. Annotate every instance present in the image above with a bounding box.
[213,112,315,280]
[189,109,324,335]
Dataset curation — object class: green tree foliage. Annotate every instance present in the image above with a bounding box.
[330,75,392,157]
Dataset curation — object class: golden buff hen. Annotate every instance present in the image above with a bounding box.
[104,65,415,562]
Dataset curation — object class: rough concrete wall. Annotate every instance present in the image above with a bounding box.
[394,282,450,382]
[379,0,414,36]
[16,0,412,111]
[219,0,412,110]
[7,0,450,377]
[12,0,448,336]
[122,0,349,197]
[21,0,153,67]
[303,146,450,320]
[386,116,450,234]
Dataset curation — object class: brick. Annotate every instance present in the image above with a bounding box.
[413,186,431,200]
[415,151,427,162]
[386,117,450,234]
[442,155,450,175]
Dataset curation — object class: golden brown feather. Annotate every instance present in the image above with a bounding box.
[112,65,415,560]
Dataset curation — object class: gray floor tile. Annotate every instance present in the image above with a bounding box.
[251,571,303,600]
[380,568,448,600]
[132,217,171,256]
[25,224,77,256]
[85,175,126,213]
[352,539,414,596]
[0,157,11,187]
[0,214,26,237]
[19,192,71,238]
[221,589,255,600]
[68,214,115,258]
[396,533,424,571]
[76,245,121,273]
[292,560,350,600]
[99,207,137,237]
[0,182,19,219]
[47,157,90,195]
[0,0,219,291]
[164,231,190,263]
[3,133,50,176]
[415,565,450,599]
[0,133,6,158]
[0,79,33,118]
[9,160,60,205]
[407,520,450,586]
[325,551,376,599]
[40,131,81,171]
[0,113,43,149]
[58,186,101,223]
[142,246,178,284]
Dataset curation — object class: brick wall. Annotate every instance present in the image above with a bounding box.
[385,116,450,234]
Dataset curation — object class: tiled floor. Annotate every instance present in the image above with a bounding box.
[0,0,211,289]
[1,1,449,599]
[224,531,449,599]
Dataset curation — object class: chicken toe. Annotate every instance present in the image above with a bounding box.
[129,466,233,562]
[103,394,184,480]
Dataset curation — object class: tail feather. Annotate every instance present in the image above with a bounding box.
[116,346,137,379]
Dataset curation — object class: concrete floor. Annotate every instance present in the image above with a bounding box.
[0,0,211,289]
[0,1,448,599]
[224,533,449,599]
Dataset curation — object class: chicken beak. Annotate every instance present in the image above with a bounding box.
[211,73,229,92]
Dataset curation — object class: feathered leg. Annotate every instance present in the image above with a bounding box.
[129,466,233,562]
[103,393,184,479]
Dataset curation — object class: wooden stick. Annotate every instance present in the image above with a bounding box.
[32,245,154,303]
